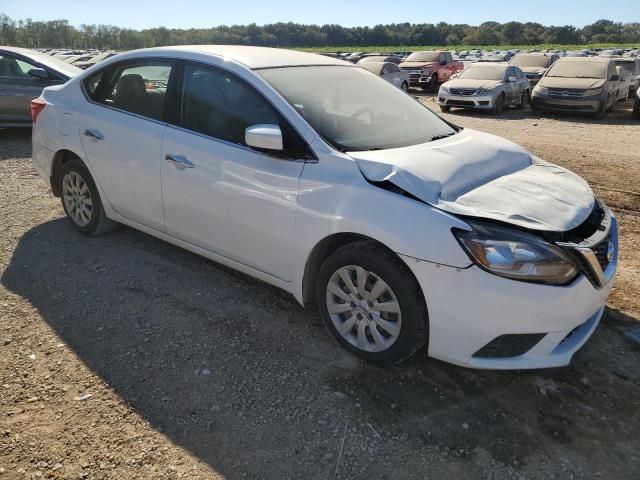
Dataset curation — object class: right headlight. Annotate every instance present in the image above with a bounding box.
[533,85,549,95]
[453,221,578,285]
[583,87,604,96]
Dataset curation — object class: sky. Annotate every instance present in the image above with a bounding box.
[1,0,634,29]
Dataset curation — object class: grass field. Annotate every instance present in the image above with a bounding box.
[299,43,639,53]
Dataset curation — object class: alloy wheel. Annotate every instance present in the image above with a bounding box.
[62,171,93,227]
[325,265,402,352]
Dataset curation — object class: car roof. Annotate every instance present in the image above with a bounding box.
[131,45,352,70]
[556,56,612,63]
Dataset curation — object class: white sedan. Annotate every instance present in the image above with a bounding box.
[31,46,617,369]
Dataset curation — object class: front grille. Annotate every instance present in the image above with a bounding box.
[547,88,585,98]
[447,99,474,106]
[449,88,477,96]
[473,333,546,358]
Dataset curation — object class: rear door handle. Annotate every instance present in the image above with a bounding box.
[83,128,104,141]
[165,154,195,169]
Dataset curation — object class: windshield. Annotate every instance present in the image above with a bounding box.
[405,52,439,63]
[510,55,551,68]
[259,66,456,152]
[546,61,607,79]
[458,66,506,80]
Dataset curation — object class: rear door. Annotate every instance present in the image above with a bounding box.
[0,53,62,124]
[76,60,175,231]
[503,67,518,103]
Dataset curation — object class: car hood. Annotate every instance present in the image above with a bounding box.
[348,129,595,232]
[446,79,502,90]
[521,66,548,75]
[538,77,607,89]
[399,61,437,69]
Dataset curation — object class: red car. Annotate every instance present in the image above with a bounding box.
[399,51,463,92]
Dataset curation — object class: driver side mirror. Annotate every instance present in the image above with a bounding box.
[245,124,283,151]
[28,68,49,80]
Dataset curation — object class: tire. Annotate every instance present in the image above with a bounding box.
[429,73,439,93]
[633,103,640,120]
[516,90,527,109]
[440,105,451,112]
[400,82,409,92]
[492,93,505,115]
[315,241,428,365]
[59,158,116,235]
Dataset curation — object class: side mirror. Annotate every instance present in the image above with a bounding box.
[507,76,517,82]
[610,74,620,81]
[245,124,283,151]
[28,68,49,80]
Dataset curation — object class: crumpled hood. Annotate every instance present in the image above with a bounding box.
[538,77,606,89]
[349,129,595,232]
[445,79,502,90]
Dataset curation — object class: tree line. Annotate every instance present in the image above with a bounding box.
[1,14,638,50]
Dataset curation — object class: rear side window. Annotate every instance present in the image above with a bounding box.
[84,71,103,99]
[99,62,173,121]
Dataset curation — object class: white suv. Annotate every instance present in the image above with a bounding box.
[31,46,617,368]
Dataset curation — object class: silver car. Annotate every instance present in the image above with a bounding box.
[438,64,530,115]
[0,46,80,127]
[359,62,410,91]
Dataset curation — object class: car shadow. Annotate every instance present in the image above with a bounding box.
[2,218,640,478]
[0,127,32,160]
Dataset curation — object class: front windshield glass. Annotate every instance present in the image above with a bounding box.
[510,55,551,68]
[259,66,456,152]
[405,52,439,63]
[458,66,506,80]
[546,61,607,79]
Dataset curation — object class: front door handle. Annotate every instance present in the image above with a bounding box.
[83,128,104,141]
[165,154,195,169]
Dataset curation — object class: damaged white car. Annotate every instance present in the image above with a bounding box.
[31,46,617,369]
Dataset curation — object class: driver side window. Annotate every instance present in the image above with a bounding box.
[0,54,37,79]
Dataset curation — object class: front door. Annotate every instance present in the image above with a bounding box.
[161,62,307,281]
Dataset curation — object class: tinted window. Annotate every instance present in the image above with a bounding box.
[179,63,279,147]
[387,63,400,73]
[84,71,104,99]
[100,62,172,121]
[0,54,37,78]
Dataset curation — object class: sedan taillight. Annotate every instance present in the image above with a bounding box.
[30,98,46,123]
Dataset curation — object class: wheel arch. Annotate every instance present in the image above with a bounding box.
[50,148,84,196]
[301,232,425,310]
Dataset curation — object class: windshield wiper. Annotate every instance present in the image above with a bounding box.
[430,132,457,142]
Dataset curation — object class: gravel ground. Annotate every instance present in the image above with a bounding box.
[1,100,640,480]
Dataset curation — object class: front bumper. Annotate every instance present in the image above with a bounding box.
[531,92,604,112]
[438,91,496,110]
[399,219,617,369]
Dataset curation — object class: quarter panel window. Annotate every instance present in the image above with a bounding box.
[100,62,173,121]
[180,64,279,147]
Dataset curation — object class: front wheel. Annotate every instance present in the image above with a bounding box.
[516,90,528,109]
[400,81,409,92]
[59,158,116,235]
[316,241,427,365]
[492,93,505,115]
[429,74,439,93]
[440,105,451,112]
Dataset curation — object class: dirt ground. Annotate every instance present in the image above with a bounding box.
[1,99,640,480]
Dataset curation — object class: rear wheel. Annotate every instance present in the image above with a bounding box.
[400,81,409,92]
[516,90,528,109]
[440,105,451,112]
[59,158,116,235]
[316,241,427,365]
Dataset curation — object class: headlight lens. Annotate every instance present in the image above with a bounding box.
[533,85,548,95]
[453,221,578,285]
[584,87,604,96]
[477,88,495,94]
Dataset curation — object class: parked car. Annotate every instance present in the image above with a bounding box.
[0,46,81,127]
[358,55,402,65]
[613,58,640,92]
[438,63,530,115]
[359,62,409,91]
[530,57,620,117]
[399,50,463,91]
[509,53,559,86]
[31,45,617,369]
[73,52,118,70]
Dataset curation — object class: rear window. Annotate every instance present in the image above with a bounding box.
[84,71,104,99]
[405,52,439,63]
